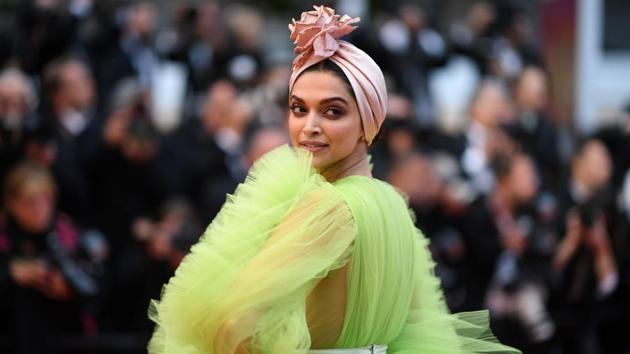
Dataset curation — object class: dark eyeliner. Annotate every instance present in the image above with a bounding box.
[324,106,345,117]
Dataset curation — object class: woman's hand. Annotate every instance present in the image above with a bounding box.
[9,259,73,299]
[9,258,49,289]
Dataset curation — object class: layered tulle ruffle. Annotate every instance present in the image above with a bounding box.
[149,145,521,354]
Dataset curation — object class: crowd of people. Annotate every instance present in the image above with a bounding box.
[0,1,629,353]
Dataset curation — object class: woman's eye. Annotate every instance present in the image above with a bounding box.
[290,104,306,114]
[324,107,343,116]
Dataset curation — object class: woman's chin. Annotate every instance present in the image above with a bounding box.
[311,156,331,171]
[311,160,324,170]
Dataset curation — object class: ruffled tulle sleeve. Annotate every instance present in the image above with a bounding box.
[333,177,521,353]
[388,230,522,353]
[148,145,356,354]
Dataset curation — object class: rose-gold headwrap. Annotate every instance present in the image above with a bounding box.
[289,6,388,144]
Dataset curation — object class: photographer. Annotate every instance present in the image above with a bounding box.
[90,78,171,333]
[107,197,204,335]
[133,198,202,271]
[0,68,37,192]
[503,65,563,192]
[387,152,470,311]
[0,161,106,354]
[158,80,251,224]
[91,78,165,255]
[40,56,102,227]
[462,152,556,352]
[551,138,618,354]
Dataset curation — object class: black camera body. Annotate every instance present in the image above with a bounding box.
[46,232,99,297]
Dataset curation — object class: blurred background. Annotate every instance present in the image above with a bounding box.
[0,0,629,353]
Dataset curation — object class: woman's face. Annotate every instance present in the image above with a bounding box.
[288,70,363,170]
[8,187,55,233]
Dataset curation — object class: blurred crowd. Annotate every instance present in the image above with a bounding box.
[0,0,629,354]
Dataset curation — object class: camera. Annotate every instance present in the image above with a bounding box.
[46,231,100,297]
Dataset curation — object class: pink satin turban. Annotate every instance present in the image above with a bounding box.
[288,6,388,144]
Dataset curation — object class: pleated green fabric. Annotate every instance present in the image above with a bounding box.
[148,145,521,354]
[334,177,520,353]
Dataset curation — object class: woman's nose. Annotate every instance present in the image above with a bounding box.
[303,114,322,135]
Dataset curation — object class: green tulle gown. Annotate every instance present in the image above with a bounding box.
[148,145,521,354]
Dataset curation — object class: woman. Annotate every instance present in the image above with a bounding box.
[1,161,102,353]
[149,6,520,354]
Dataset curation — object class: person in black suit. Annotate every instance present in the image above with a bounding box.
[87,1,159,108]
[39,57,103,228]
[462,152,556,352]
[87,77,171,333]
[594,102,630,194]
[161,80,250,224]
[503,65,563,192]
[551,138,618,354]
[0,68,38,198]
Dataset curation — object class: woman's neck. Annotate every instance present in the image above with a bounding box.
[319,142,372,182]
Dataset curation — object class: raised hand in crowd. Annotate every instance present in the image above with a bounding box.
[8,258,73,300]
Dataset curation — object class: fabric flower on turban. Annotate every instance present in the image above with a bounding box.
[288,6,388,145]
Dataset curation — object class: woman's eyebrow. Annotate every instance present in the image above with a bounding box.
[320,97,348,105]
[290,95,348,105]
[290,94,305,103]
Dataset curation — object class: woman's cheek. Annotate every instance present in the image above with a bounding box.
[287,117,302,145]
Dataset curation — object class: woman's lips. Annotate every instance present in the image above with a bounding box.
[300,142,329,153]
